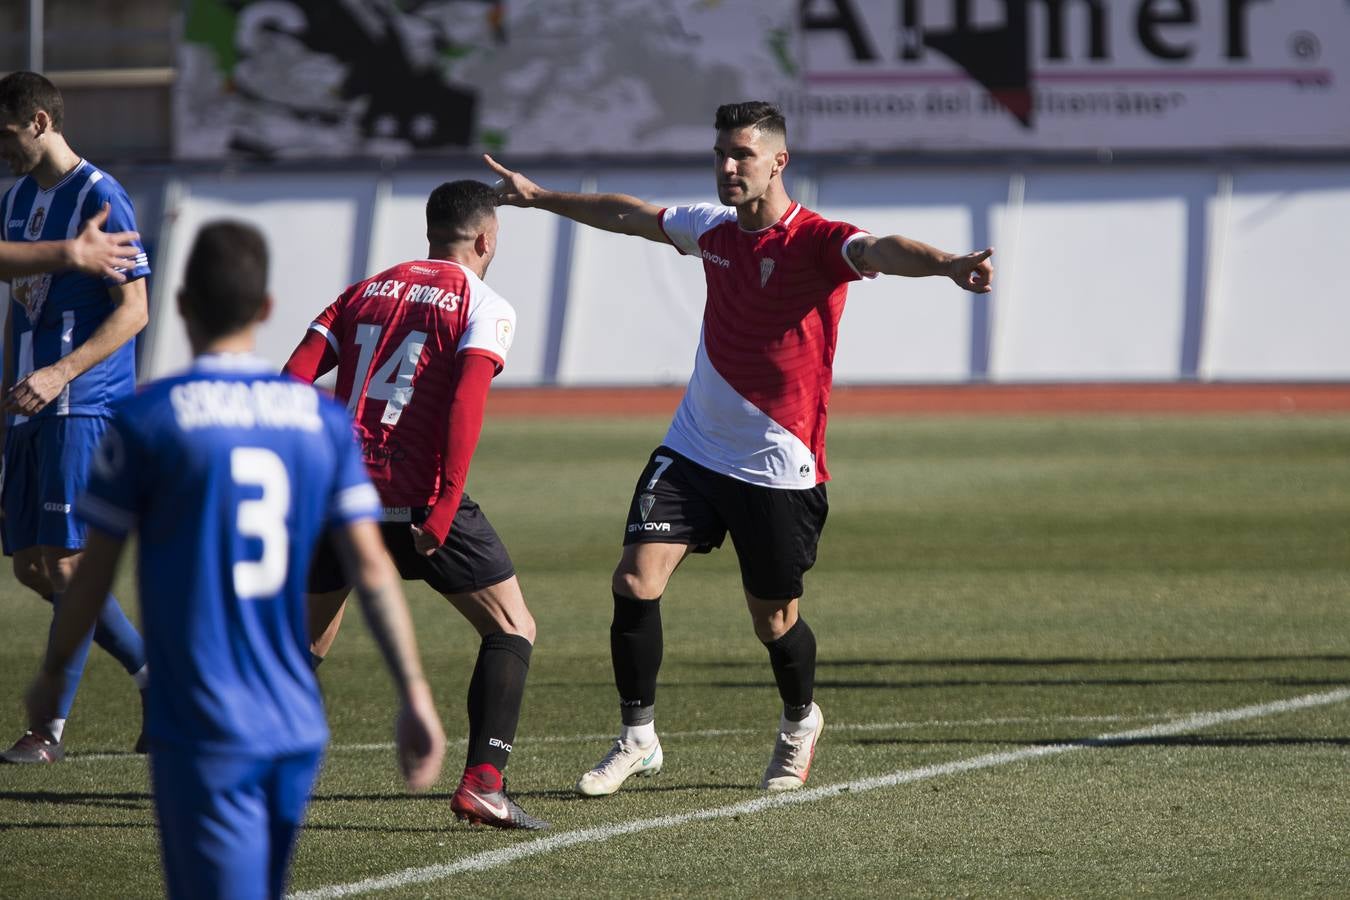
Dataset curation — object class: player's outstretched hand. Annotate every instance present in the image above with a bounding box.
[484,154,543,207]
[950,248,993,294]
[395,678,446,792]
[948,247,993,293]
[71,203,140,281]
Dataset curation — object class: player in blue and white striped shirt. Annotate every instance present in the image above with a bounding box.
[25,220,445,900]
[0,71,151,763]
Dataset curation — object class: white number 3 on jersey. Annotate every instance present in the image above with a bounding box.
[231,447,290,600]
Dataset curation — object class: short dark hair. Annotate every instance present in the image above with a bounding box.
[0,71,64,131]
[426,180,497,244]
[181,221,269,339]
[714,101,786,141]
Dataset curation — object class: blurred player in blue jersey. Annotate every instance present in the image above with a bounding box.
[25,221,446,900]
[0,71,151,763]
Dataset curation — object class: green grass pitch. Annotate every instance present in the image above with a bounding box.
[1,413,1348,897]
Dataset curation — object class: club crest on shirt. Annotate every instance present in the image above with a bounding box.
[11,273,52,324]
[638,492,656,522]
[496,318,513,350]
[26,204,47,239]
[760,257,775,287]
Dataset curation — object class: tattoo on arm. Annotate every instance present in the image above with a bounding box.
[847,237,872,273]
[354,581,393,609]
[354,578,424,693]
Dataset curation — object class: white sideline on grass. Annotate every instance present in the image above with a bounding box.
[290,686,1350,900]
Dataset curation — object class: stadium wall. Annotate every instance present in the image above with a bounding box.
[4,158,1348,386]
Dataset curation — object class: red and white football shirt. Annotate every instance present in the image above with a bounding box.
[658,202,871,488]
[303,259,515,506]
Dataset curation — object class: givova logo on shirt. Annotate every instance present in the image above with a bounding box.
[702,249,730,268]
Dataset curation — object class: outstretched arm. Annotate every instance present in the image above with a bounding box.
[850,235,994,294]
[0,204,140,282]
[484,154,668,243]
[334,520,446,791]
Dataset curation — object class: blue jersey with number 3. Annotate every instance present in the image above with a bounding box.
[77,355,379,755]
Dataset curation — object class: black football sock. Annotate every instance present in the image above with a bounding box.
[764,616,817,722]
[310,652,324,670]
[466,632,533,772]
[611,592,662,727]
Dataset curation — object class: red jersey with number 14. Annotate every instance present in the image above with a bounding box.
[304,259,515,506]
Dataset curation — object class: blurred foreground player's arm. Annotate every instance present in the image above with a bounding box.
[330,518,446,790]
[485,154,667,243]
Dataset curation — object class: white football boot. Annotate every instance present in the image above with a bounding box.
[575,736,664,797]
[760,703,824,791]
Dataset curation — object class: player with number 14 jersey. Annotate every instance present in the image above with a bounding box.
[303,256,514,512]
[286,180,546,831]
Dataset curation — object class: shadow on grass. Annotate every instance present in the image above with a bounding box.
[691,654,1350,668]
[706,676,1350,690]
[0,790,150,810]
[302,821,463,835]
[589,654,1350,691]
[313,782,753,805]
[854,735,1350,748]
[0,820,152,831]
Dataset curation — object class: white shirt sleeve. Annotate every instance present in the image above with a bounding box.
[660,204,738,257]
[840,231,879,279]
[457,273,517,368]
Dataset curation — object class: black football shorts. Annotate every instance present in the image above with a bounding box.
[308,493,515,596]
[622,446,828,601]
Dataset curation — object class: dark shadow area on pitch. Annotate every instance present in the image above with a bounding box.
[1088,734,1350,749]
[0,819,153,832]
[303,821,463,835]
[853,735,1350,749]
[711,676,1350,690]
[65,749,149,759]
[312,791,450,803]
[0,790,151,811]
[690,654,1350,669]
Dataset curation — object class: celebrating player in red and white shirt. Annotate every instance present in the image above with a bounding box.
[487,101,992,799]
[284,180,546,831]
